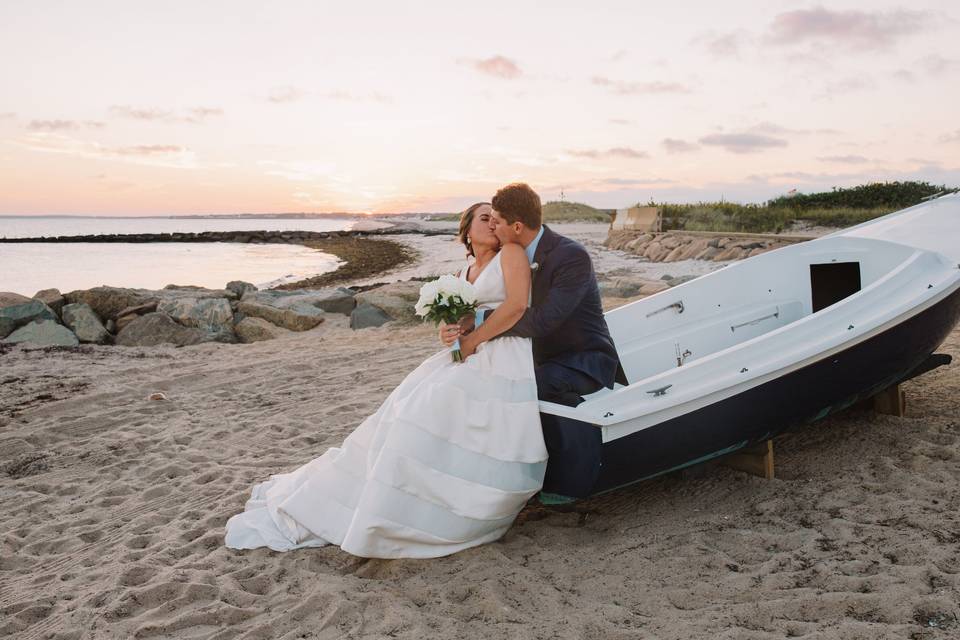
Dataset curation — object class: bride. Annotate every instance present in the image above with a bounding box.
[223,202,547,558]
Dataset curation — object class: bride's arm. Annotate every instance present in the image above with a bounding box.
[458,244,530,357]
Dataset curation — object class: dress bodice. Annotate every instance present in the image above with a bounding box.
[460,252,505,309]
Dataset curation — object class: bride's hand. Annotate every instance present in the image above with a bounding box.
[439,323,460,347]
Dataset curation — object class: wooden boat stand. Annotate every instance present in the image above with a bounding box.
[720,382,907,480]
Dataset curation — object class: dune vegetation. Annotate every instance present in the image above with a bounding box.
[541,201,612,222]
[654,181,957,234]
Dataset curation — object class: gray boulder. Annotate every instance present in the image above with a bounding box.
[226,280,258,298]
[236,301,325,331]
[115,314,140,333]
[161,285,239,301]
[350,302,394,329]
[600,279,643,298]
[2,319,80,347]
[0,292,32,307]
[235,317,284,343]
[64,287,156,323]
[0,317,14,338]
[0,293,34,338]
[308,288,356,315]
[61,303,111,344]
[0,300,59,339]
[33,289,65,317]
[241,288,356,316]
[353,281,421,324]
[115,312,212,347]
[157,297,234,334]
[665,274,698,288]
[114,301,158,319]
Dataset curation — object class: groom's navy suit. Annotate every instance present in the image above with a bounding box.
[504,225,620,406]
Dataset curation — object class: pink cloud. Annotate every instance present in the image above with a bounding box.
[112,145,186,156]
[766,7,930,51]
[566,147,649,159]
[699,133,787,154]
[109,105,223,123]
[27,119,105,131]
[592,76,691,95]
[463,55,522,79]
[661,138,699,154]
[694,30,750,58]
[940,130,960,143]
[918,54,959,75]
[817,154,870,164]
[267,86,306,103]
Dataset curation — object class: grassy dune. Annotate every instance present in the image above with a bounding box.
[658,203,896,234]
[435,201,611,223]
[541,201,612,222]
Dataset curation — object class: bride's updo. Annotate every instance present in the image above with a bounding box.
[457,202,491,258]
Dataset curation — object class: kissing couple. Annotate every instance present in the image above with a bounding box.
[224,182,620,558]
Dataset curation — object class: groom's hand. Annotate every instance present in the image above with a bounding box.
[457,313,476,335]
[458,332,478,360]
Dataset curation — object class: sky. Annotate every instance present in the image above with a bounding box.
[0,0,958,215]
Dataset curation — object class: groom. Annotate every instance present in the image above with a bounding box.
[458,182,620,406]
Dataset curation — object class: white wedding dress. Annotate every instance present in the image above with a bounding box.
[224,251,547,558]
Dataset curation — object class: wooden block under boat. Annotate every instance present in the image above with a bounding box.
[873,384,906,417]
[721,440,775,480]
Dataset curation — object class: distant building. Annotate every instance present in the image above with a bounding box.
[610,206,662,232]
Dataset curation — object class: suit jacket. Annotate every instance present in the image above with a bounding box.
[503,225,620,389]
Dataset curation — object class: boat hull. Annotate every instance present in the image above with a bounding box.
[540,285,960,500]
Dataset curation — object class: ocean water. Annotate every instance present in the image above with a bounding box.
[0,215,377,239]
[0,216,379,296]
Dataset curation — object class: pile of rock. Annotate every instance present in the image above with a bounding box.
[597,271,700,300]
[1,279,426,349]
[605,231,804,262]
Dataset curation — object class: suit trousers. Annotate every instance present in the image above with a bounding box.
[535,360,603,407]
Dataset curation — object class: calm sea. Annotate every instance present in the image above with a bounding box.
[0,216,385,297]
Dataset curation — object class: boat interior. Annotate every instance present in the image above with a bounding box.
[540,233,959,423]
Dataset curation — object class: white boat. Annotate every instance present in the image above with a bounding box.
[539,193,960,501]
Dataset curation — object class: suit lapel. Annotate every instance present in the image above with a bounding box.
[534,224,559,265]
[531,225,559,303]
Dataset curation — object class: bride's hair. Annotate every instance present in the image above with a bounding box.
[457,202,491,258]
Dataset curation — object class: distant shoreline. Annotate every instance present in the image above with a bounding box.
[0,227,441,291]
[0,212,456,220]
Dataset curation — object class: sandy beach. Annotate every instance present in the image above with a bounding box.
[1,230,959,639]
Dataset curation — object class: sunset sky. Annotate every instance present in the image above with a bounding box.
[1,1,958,215]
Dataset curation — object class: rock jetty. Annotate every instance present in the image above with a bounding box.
[1,280,427,349]
[605,230,811,262]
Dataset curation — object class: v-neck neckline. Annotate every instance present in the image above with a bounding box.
[465,251,499,285]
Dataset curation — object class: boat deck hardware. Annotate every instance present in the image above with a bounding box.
[646,384,673,397]
[646,300,684,318]
[731,306,780,332]
[675,342,693,367]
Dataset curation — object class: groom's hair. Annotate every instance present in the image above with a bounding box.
[492,183,542,230]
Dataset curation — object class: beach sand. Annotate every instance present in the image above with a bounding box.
[1,230,958,638]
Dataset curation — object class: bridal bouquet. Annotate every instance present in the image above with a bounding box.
[415,275,479,362]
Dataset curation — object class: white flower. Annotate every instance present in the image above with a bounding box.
[415,279,441,316]
[458,280,478,304]
[414,273,478,320]
[436,274,461,295]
